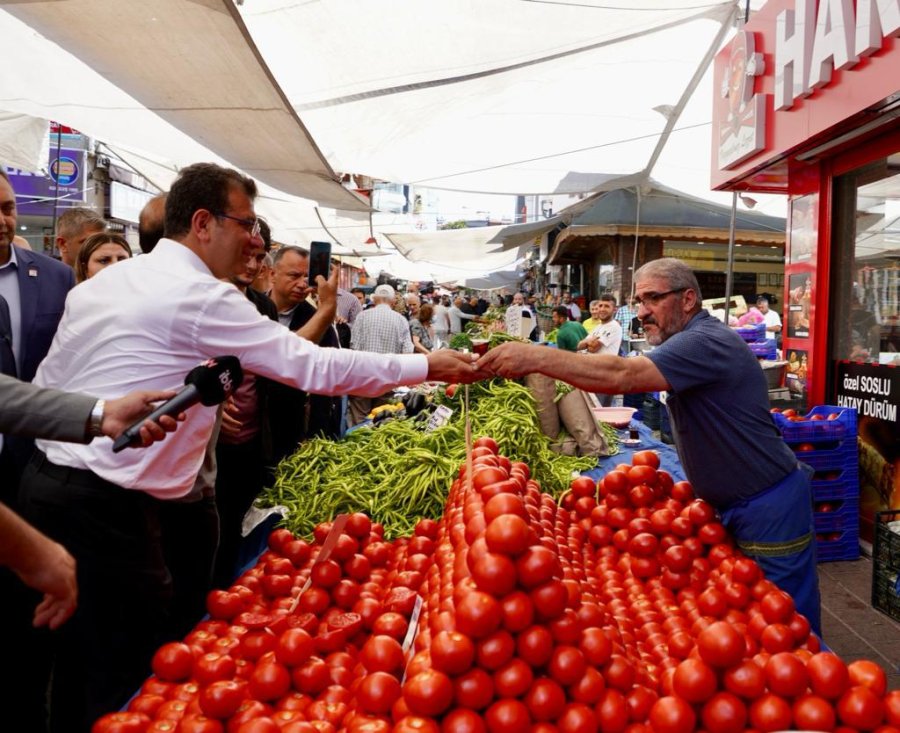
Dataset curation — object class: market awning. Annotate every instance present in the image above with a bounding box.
[548,182,786,264]
[0,0,367,212]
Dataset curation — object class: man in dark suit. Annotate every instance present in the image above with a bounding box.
[213,221,279,587]
[0,170,77,490]
[268,245,340,461]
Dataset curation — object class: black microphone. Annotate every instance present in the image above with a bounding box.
[111,355,244,453]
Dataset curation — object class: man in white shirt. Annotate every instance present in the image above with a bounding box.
[432,295,451,345]
[756,296,782,339]
[562,291,581,321]
[16,163,483,730]
[577,293,623,406]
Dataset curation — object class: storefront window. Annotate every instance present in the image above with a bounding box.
[831,155,900,364]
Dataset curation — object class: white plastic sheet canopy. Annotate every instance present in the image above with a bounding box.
[240,0,738,195]
[0,0,366,212]
[0,0,747,272]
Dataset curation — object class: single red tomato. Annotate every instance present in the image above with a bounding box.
[595,689,628,733]
[557,703,598,733]
[848,659,888,696]
[249,661,291,701]
[524,677,567,721]
[765,652,808,698]
[484,699,531,733]
[517,625,554,667]
[357,671,402,715]
[672,658,717,703]
[404,670,455,717]
[632,451,661,469]
[696,620,745,668]
[359,635,405,674]
[454,668,495,710]
[723,660,766,700]
[792,693,836,732]
[179,715,225,733]
[837,685,884,730]
[748,693,792,732]
[442,709,487,733]
[494,658,535,699]
[648,696,696,733]
[701,692,747,733]
[199,680,248,720]
[431,631,476,676]
[151,642,195,682]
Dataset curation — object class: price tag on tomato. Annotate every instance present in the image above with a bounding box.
[288,513,349,612]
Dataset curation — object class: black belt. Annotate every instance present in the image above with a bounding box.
[28,450,119,491]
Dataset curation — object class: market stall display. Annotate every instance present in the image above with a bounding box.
[95,442,898,732]
[260,380,599,539]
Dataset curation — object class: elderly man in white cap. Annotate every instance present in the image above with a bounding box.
[347,284,415,424]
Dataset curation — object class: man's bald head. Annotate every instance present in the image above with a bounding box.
[139,193,167,254]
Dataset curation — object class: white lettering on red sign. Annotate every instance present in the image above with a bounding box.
[776,0,900,110]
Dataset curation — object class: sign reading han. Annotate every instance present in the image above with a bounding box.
[717,0,900,171]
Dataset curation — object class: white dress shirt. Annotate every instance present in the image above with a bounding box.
[34,239,428,499]
[762,308,782,337]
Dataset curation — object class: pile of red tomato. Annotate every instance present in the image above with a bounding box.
[94,438,899,733]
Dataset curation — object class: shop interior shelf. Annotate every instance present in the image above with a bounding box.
[816,529,860,562]
[775,405,857,442]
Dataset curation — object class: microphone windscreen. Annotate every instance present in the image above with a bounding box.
[185,356,244,406]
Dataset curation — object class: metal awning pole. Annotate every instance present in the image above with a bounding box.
[723,190,738,323]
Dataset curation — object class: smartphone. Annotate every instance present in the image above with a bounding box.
[308,241,332,285]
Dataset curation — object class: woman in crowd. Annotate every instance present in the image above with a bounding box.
[410,303,435,354]
[75,232,132,282]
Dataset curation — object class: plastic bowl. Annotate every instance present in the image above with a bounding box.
[592,406,637,428]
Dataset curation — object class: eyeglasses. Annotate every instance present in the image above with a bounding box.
[635,288,687,307]
[212,211,261,239]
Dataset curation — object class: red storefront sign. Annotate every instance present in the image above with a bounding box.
[711,0,900,190]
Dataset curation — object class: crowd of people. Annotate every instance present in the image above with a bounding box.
[0,160,818,733]
[0,163,484,732]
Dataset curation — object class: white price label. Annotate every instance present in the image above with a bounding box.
[426,405,454,432]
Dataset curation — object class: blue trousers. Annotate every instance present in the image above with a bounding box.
[721,463,822,637]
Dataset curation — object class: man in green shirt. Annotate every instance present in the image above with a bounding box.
[552,306,588,351]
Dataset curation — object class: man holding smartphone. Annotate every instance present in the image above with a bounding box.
[269,245,343,454]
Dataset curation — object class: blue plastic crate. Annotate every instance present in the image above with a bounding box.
[734,323,766,342]
[812,471,860,502]
[813,498,859,533]
[748,339,777,359]
[816,528,859,562]
[793,439,858,472]
[774,405,857,443]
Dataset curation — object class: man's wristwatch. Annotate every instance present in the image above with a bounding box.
[88,399,106,438]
